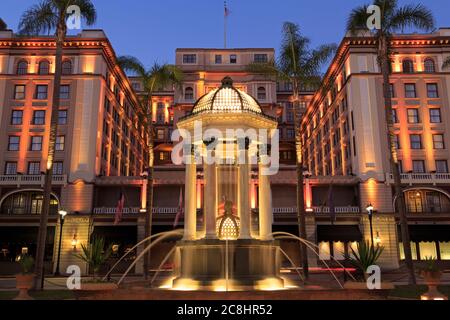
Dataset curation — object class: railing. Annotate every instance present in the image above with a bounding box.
[93,207,178,215]
[272,206,360,214]
[313,206,360,214]
[385,173,450,185]
[0,174,67,186]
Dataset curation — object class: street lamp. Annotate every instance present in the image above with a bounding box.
[366,204,374,246]
[54,209,67,276]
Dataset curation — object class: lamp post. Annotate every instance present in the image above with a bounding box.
[366,204,374,246]
[54,209,67,276]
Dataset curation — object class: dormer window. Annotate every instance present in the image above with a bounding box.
[184,87,194,100]
[183,54,196,64]
[38,60,50,75]
[257,86,266,100]
[62,60,72,75]
[424,58,435,73]
[17,60,28,75]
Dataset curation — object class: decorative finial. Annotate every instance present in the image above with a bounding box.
[221,76,233,87]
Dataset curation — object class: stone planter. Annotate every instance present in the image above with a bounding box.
[14,274,35,300]
[74,282,118,300]
[420,271,447,300]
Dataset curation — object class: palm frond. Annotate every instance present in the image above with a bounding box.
[303,43,337,77]
[388,4,435,33]
[117,55,147,77]
[348,241,384,275]
[71,0,97,25]
[0,18,7,31]
[18,0,57,35]
[442,56,450,70]
[246,59,287,80]
[346,5,370,36]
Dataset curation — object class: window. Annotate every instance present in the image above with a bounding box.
[215,55,222,64]
[60,85,70,99]
[424,59,435,73]
[157,130,165,140]
[58,110,67,125]
[412,160,425,173]
[410,134,422,149]
[286,111,294,123]
[38,61,50,75]
[30,136,43,151]
[17,60,28,75]
[182,54,196,64]
[8,136,20,151]
[392,109,398,123]
[430,109,441,123]
[436,160,448,173]
[254,54,268,63]
[4,162,17,175]
[393,134,401,149]
[35,85,48,100]
[433,134,445,149]
[427,83,439,98]
[230,54,237,64]
[32,110,45,125]
[62,60,72,75]
[184,87,194,100]
[27,162,41,175]
[132,82,140,91]
[402,59,414,73]
[11,110,23,125]
[389,83,396,98]
[405,84,417,98]
[14,85,25,100]
[287,128,295,139]
[397,160,403,173]
[53,162,63,175]
[257,86,266,100]
[407,109,420,123]
[56,136,65,151]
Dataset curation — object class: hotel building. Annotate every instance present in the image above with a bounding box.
[1,28,450,275]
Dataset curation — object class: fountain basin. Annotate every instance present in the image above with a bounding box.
[172,239,284,290]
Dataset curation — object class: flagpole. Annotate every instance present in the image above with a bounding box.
[224,1,227,49]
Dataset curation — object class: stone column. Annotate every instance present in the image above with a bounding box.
[259,155,273,240]
[183,145,197,240]
[204,152,217,239]
[238,146,251,239]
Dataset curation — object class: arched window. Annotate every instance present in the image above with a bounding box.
[395,188,450,214]
[424,58,436,73]
[184,87,194,100]
[0,190,59,215]
[62,60,72,75]
[402,59,414,73]
[17,60,28,75]
[257,86,266,100]
[157,102,165,124]
[38,60,50,75]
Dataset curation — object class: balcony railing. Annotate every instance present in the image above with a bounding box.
[272,206,360,214]
[93,207,178,215]
[385,173,450,185]
[0,174,67,186]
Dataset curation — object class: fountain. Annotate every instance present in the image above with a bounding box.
[170,77,284,290]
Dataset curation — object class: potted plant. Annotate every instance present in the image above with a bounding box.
[14,254,35,300]
[344,241,393,291]
[419,257,442,285]
[74,237,117,291]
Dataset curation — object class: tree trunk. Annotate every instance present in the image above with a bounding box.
[379,35,416,285]
[33,31,64,290]
[143,97,154,280]
[293,82,309,279]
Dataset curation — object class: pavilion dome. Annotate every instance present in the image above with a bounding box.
[191,76,263,115]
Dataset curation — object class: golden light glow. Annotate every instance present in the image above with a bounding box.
[254,278,285,291]
[171,278,199,291]
[82,55,96,73]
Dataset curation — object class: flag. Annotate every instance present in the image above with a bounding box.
[224,1,230,17]
[327,183,336,224]
[114,191,125,225]
[173,188,184,228]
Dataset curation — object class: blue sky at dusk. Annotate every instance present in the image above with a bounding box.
[2,0,450,67]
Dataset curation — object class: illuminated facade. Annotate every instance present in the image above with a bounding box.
[1,27,450,276]
[301,28,450,267]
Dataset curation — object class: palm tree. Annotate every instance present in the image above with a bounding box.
[442,57,450,70]
[18,0,97,290]
[0,18,7,31]
[346,0,435,285]
[117,56,183,279]
[248,22,336,279]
